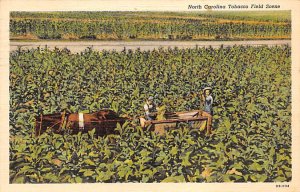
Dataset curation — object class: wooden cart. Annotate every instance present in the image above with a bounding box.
[139,110,208,135]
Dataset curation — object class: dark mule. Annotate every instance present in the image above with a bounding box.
[35,109,128,137]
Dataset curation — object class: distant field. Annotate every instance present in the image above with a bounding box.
[194,11,291,22]
[10,11,291,41]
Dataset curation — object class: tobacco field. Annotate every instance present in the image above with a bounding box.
[9,45,291,183]
[10,11,291,40]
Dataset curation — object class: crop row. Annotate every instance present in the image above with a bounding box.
[10,11,291,40]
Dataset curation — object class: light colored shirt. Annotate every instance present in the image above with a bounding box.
[204,95,213,115]
[144,103,156,116]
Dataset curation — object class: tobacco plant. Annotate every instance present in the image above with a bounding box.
[10,45,291,183]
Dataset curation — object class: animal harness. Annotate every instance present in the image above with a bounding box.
[79,113,84,130]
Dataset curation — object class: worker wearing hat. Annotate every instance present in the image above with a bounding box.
[144,96,157,120]
[201,87,213,134]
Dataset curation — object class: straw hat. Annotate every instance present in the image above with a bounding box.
[203,87,212,91]
[148,96,154,101]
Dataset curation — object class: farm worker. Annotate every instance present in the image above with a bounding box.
[144,96,157,120]
[201,87,213,134]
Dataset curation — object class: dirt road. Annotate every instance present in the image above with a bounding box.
[10,40,291,53]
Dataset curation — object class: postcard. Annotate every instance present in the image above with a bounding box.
[1,0,299,192]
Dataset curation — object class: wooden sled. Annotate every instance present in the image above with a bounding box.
[139,110,208,135]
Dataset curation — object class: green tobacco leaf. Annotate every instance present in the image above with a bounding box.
[249,162,263,172]
[181,152,192,166]
[224,118,231,129]
[250,175,258,182]
[104,148,111,159]
[118,169,127,178]
[88,151,99,158]
[275,176,287,182]
[223,175,232,182]
[124,159,133,166]
[43,173,60,182]
[161,175,186,183]
[88,128,96,139]
[55,142,62,149]
[18,165,35,175]
[59,167,69,176]
[83,169,94,177]
[156,156,165,163]
[258,175,268,182]
[84,159,96,166]
[232,162,243,170]
[170,146,178,156]
[115,123,122,134]
[75,177,83,183]
[41,167,52,173]
[186,138,195,145]
[142,169,153,176]
[13,176,25,183]
[140,149,149,158]
[231,135,238,144]
[285,171,292,178]
[141,175,150,182]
